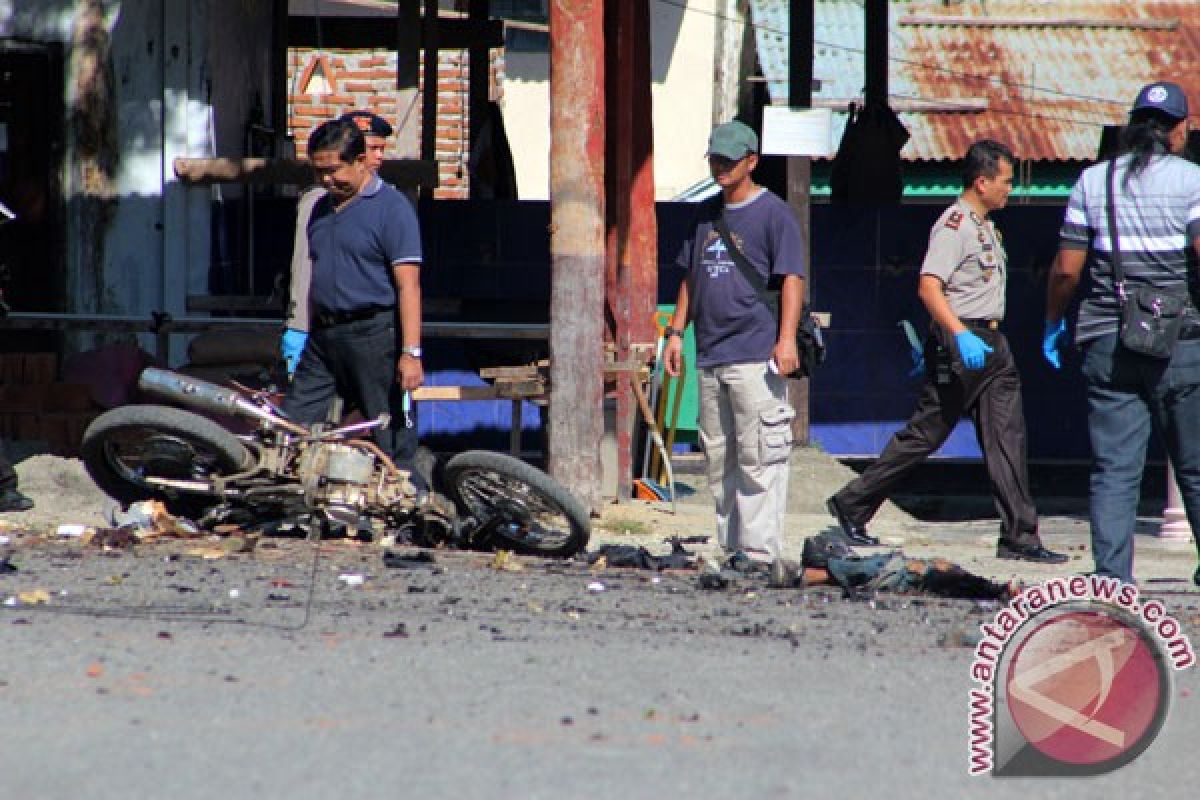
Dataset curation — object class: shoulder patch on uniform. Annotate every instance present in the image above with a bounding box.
[944,210,963,230]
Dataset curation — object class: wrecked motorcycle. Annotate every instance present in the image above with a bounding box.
[80,368,591,557]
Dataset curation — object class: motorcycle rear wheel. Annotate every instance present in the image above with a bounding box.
[443,450,590,558]
[81,404,252,515]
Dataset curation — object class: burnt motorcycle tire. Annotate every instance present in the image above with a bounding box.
[81,404,252,515]
[443,450,590,558]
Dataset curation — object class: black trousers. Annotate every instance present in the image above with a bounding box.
[282,309,424,488]
[833,327,1041,548]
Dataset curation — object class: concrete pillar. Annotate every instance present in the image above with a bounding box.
[1157,461,1194,541]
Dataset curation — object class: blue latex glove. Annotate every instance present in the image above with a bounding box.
[281,328,308,377]
[954,330,994,370]
[1043,318,1067,370]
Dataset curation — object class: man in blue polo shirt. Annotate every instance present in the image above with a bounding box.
[283,117,425,484]
[282,109,394,375]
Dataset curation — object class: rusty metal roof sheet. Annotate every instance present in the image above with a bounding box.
[752,0,1200,161]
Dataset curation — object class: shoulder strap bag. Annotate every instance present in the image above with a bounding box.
[712,214,825,378]
[1107,158,1188,358]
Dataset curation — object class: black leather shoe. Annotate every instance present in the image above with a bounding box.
[0,488,33,512]
[726,550,771,575]
[996,541,1068,564]
[825,496,880,546]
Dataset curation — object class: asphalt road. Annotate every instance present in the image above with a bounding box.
[2,537,1199,800]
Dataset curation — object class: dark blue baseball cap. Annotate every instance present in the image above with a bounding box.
[1131,82,1189,120]
[338,110,394,138]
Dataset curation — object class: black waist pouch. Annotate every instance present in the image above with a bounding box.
[1119,286,1188,359]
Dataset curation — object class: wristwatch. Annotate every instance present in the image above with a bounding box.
[664,326,683,340]
[400,345,423,359]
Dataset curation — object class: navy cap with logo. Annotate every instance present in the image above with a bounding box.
[338,110,394,138]
[706,120,758,160]
[1131,82,1189,121]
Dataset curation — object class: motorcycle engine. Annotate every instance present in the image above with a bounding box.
[297,442,406,524]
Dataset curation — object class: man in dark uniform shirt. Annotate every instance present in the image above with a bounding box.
[282,118,425,486]
[827,139,1065,564]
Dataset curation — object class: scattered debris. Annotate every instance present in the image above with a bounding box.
[490,550,523,572]
[17,588,50,605]
[109,500,203,541]
[382,550,438,569]
[583,537,697,571]
[86,528,139,549]
[383,622,409,638]
[183,547,227,560]
[938,627,984,648]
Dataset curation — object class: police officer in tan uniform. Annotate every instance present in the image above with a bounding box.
[827,139,1066,563]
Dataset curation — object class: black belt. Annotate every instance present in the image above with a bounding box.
[960,318,1000,331]
[311,305,394,329]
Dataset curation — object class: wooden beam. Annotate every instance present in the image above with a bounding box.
[605,0,658,503]
[172,157,438,188]
[898,14,1178,29]
[412,385,501,401]
[467,0,489,199]
[787,0,814,446]
[864,0,887,108]
[421,0,439,193]
[288,16,503,49]
[812,97,989,113]
[549,0,606,512]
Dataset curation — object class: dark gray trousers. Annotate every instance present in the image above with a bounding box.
[282,309,423,488]
[833,327,1040,548]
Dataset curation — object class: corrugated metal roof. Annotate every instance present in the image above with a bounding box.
[752,0,1200,162]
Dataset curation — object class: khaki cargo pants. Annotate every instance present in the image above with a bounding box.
[697,361,795,560]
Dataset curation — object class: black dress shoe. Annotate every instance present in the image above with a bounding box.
[996,541,1068,564]
[0,488,33,512]
[825,496,880,546]
[726,550,771,575]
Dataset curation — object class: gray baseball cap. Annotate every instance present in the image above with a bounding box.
[707,120,758,160]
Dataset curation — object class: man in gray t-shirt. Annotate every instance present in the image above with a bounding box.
[829,139,1065,564]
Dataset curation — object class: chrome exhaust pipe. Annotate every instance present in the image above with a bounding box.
[138,367,281,426]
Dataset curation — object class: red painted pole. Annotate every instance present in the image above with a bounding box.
[549,0,606,511]
[605,0,658,502]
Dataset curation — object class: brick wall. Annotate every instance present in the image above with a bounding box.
[288,46,505,199]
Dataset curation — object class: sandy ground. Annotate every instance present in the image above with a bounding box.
[5,444,1197,588]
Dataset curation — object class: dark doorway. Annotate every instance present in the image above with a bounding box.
[0,41,65,352]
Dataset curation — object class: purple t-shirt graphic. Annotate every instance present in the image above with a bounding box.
[675,189,805,368]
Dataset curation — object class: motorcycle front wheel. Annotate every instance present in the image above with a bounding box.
[81,404,252,514]
[443,450,591,558]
